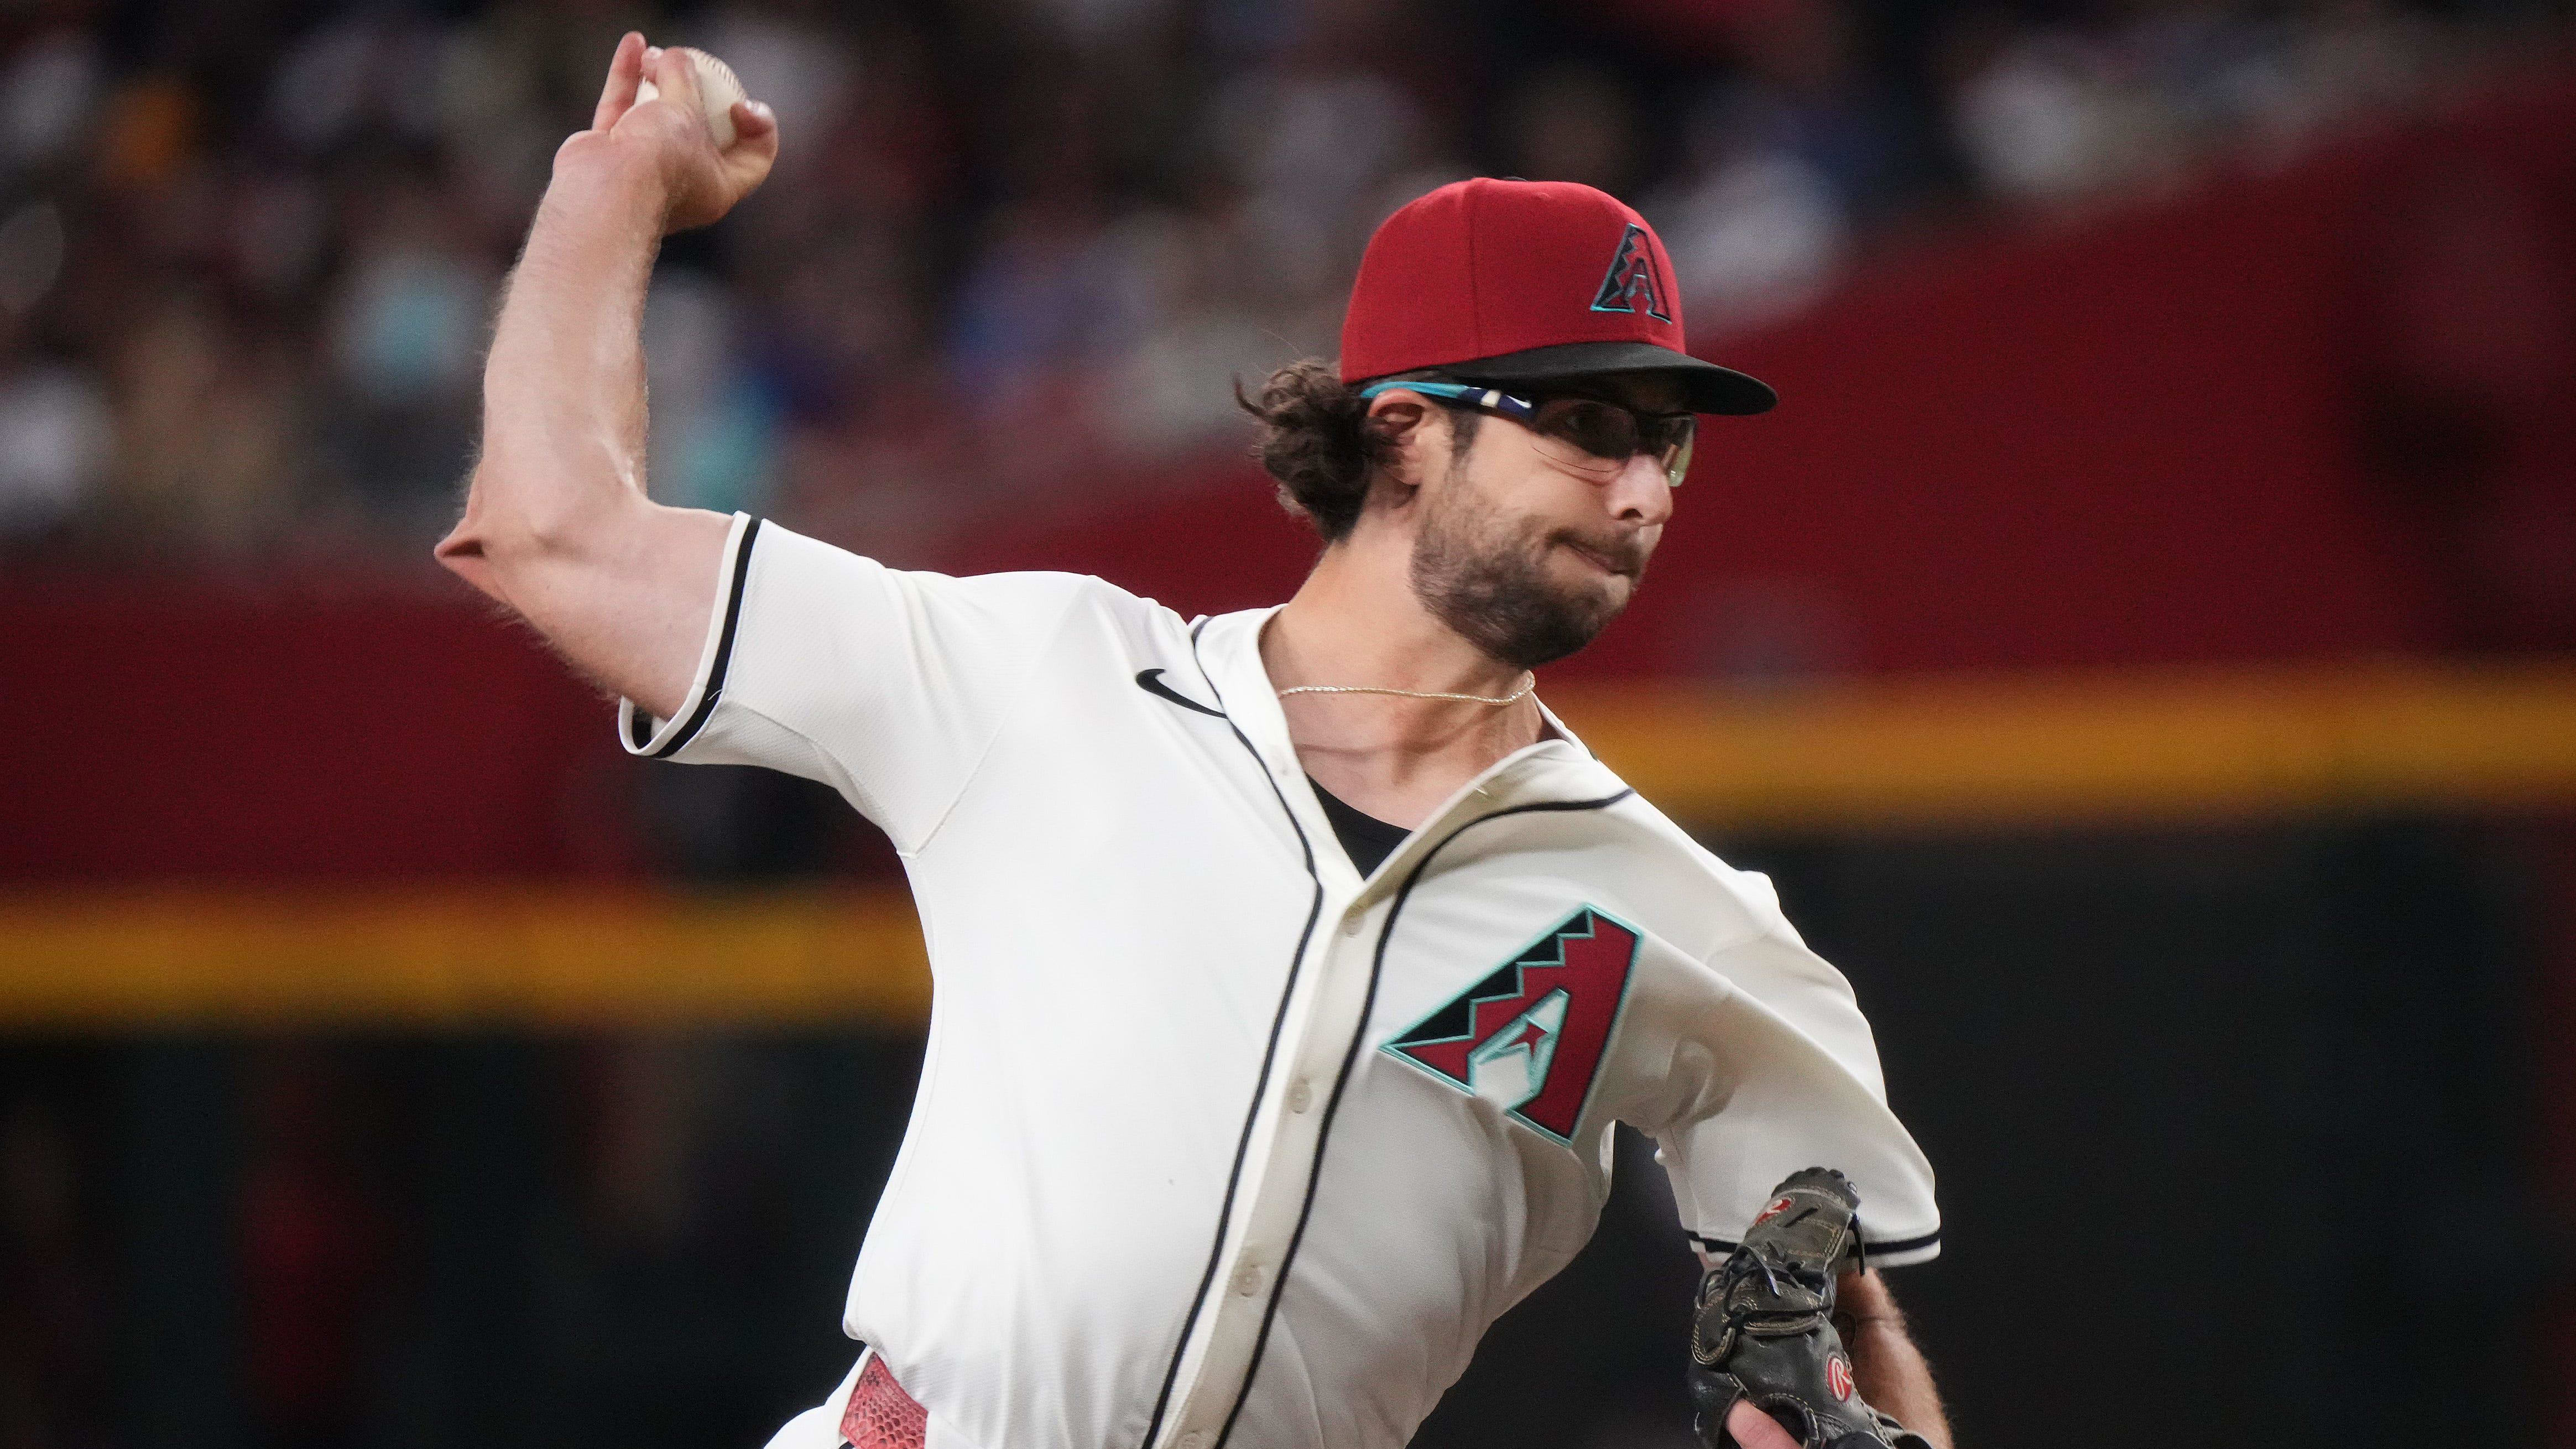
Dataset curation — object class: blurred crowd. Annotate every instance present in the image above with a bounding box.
[0,0,2558,566]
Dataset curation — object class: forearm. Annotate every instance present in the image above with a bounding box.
[436,131,732,712]
[1835,1271,1951,1449]
[439,137,668,595]
[426,36,768,716]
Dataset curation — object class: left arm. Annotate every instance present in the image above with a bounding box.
[1706,1270,1952,1449]
[1834,1271,1951,1449]
[1681,1167,1951,1449]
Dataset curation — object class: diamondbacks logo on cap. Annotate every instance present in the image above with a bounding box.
[1382,906,1641,1144]
[1589,222,1672,322]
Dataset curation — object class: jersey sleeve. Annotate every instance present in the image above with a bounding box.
[618,514,1091,853]
[1647,926,1943,1270]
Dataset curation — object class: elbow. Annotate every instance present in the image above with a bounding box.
[434,463,515,595]
[433,476,489,569]
[433,463,564,601]
[436,462,612,576]
[434,507,510,603]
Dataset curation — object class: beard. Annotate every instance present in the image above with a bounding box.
[1408,477,1647,671]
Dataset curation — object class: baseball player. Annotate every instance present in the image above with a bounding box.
[439,37,1950,1449]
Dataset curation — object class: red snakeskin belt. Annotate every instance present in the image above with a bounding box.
[839,1353,928,1449]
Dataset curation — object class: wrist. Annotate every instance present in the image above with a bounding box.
[547,132,676,232]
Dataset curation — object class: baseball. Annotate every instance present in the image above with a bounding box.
[636,47,746,150]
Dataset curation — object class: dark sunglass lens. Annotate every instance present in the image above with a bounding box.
[1548,400,1640,460]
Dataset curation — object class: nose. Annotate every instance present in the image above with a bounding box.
[1603,452,1675,528]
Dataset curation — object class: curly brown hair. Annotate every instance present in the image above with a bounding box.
[1234,359,1476,543]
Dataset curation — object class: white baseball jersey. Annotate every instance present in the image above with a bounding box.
[621,514,1939,1449]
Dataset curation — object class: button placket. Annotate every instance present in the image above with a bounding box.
[1159,612,1618,1449]
[1164,904,1385,1446]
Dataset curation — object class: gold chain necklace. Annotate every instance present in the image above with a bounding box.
[1275,673,1535,706]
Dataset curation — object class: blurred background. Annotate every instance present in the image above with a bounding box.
[2,0,2574,1445]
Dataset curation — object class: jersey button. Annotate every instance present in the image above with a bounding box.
[1232,1264,1264,1297]
[1182,1433,1211,1449]
[1286,1080,1313,1113]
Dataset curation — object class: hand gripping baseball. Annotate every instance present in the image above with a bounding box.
[1689,1169,1932,1449]
[579,32,779,234]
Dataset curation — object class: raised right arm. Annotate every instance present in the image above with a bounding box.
[434,34,777,720]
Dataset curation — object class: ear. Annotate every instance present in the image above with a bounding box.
[1361,389,1445,510]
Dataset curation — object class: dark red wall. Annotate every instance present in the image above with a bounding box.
[2,581,625,881]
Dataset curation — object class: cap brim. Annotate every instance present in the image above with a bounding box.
[1432,340,1777,416]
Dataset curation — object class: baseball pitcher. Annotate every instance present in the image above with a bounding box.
[438,37,1951,1449]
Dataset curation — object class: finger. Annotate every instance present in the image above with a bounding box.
[721,101,779,195]
[591,32,646,133]
[1725,1400,1802,1449]
[727,98,778,159]
[729,98,776,144]
[654,44,705,128]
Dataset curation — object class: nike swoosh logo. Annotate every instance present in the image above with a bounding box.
[1135,668,1226,718]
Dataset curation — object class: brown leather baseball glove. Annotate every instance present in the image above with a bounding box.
[1688,1168,1932,1449]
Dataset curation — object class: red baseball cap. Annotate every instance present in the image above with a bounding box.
[1339,178,1775,415]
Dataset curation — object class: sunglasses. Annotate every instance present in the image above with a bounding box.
[1355,379,1698,488]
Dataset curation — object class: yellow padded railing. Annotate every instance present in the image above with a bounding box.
[6,664,2572,1024]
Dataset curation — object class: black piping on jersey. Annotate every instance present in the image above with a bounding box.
[1135,667,1226,717]
[1689,1226,1941,1260]
[630,516,764,758]
[1209,788,1636,1449]
[1135,625,1323,1449]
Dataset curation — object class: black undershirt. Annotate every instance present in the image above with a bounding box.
[1308,778,1411,878]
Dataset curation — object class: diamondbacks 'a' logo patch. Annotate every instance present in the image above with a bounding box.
[1589,223,1672,322]
[1383,907,1641,1143]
